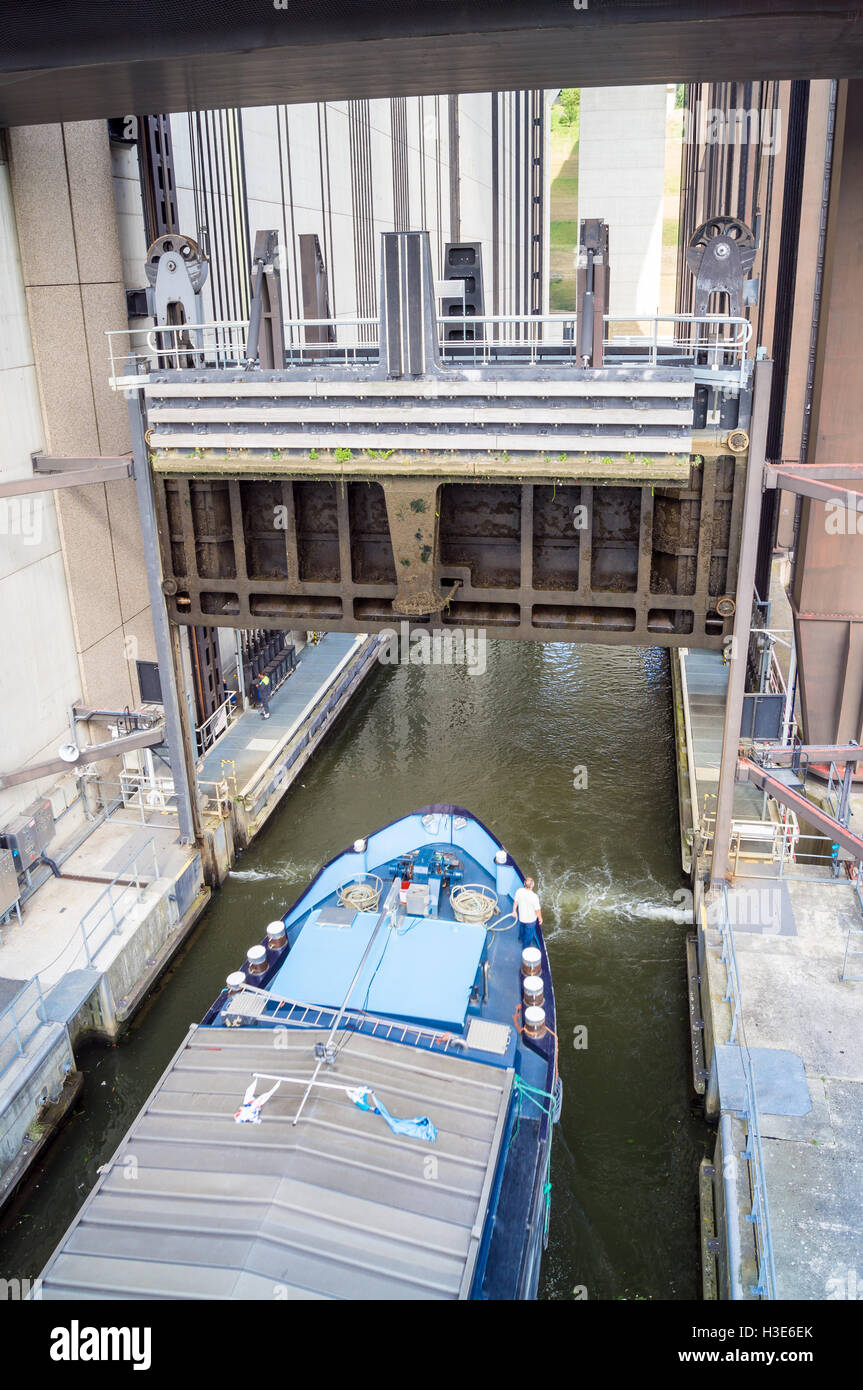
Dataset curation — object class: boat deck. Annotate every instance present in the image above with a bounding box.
[211,836,544,1074]
[38,1025,513,1301]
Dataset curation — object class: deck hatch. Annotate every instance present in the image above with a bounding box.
[270,909,487,1029]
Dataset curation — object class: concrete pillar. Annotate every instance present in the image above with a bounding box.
[578,86,667,318]
[7,121,155,712]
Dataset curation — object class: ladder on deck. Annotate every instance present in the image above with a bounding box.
[223,984,462,1054]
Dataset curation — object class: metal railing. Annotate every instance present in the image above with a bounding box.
[107,320,248,383]
[194,694,238,759]
[77,836,160,968]
[437,312,577,364]
[700,808,801,870]
[603,312,752,387]
[0,977,47,1082]
[106,317,378,384]
[107,310,752,387]
[762,642,788,698]
[711,885,778,1299]
[284,316,378,365]
[841,866,863,982]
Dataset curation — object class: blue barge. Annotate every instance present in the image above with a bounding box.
[39,806,560,1300]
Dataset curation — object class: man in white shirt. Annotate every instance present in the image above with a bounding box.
[513,876,543,948]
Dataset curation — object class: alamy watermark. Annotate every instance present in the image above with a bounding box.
[825,496,863,536]
[0,497,43,546]
[50,1322,151,1371]
[704,886,786,934]
[683,101,782,156]
[0,1276,42,1300]
[377,621,487,677]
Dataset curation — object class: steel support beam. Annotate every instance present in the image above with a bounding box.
[0,461,131,498]
[127,390,200,845]
[0,726,165,792]
[765,462,863,508]
[753,743,863,766]
[31,452,132,473]
[5,3,863,128]
[790,83,863,753]
[739,760,863,860]
[711,359,773,887]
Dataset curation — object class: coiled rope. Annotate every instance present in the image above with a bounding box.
[337,874,382,912]
[450,883,498,924]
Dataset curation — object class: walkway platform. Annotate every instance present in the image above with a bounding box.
[199,634,364,794]
[716,870,863,1299]
[0,810,198,991]
[0,632,382,1215]
[680,647,765,830]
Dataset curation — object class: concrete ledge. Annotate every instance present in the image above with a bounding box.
[152,450,693,485]
[686,932,707,1095]
[699,1157,719,1300]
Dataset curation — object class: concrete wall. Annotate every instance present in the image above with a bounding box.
[0,1024,74,1176]
[98,854,206,1033]
[578,86,667,317]
[0,155,82,825]
[7,123,156,731]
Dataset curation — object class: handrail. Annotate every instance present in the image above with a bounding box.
[678,650,701,853]
[194,693,237,758]
[223,982,466,1055]
[712,884,778,1299]
[107,309,753,387]
[700,812,800,868]
[0,977,47,1081]
[603,312,752,387]
[77,835,159,967]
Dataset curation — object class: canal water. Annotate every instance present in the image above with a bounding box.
[1,639,708,1299]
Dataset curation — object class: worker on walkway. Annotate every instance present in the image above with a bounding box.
[253,672,272,720]
[513,876,543,948]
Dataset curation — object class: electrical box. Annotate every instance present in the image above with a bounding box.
[0,849,19,917]
[405,883,430,917]
[0,797,55,872]
[25,796,55,850]
[1,817,40,870]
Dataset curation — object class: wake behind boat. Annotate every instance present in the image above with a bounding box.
[39,805,560,1300]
